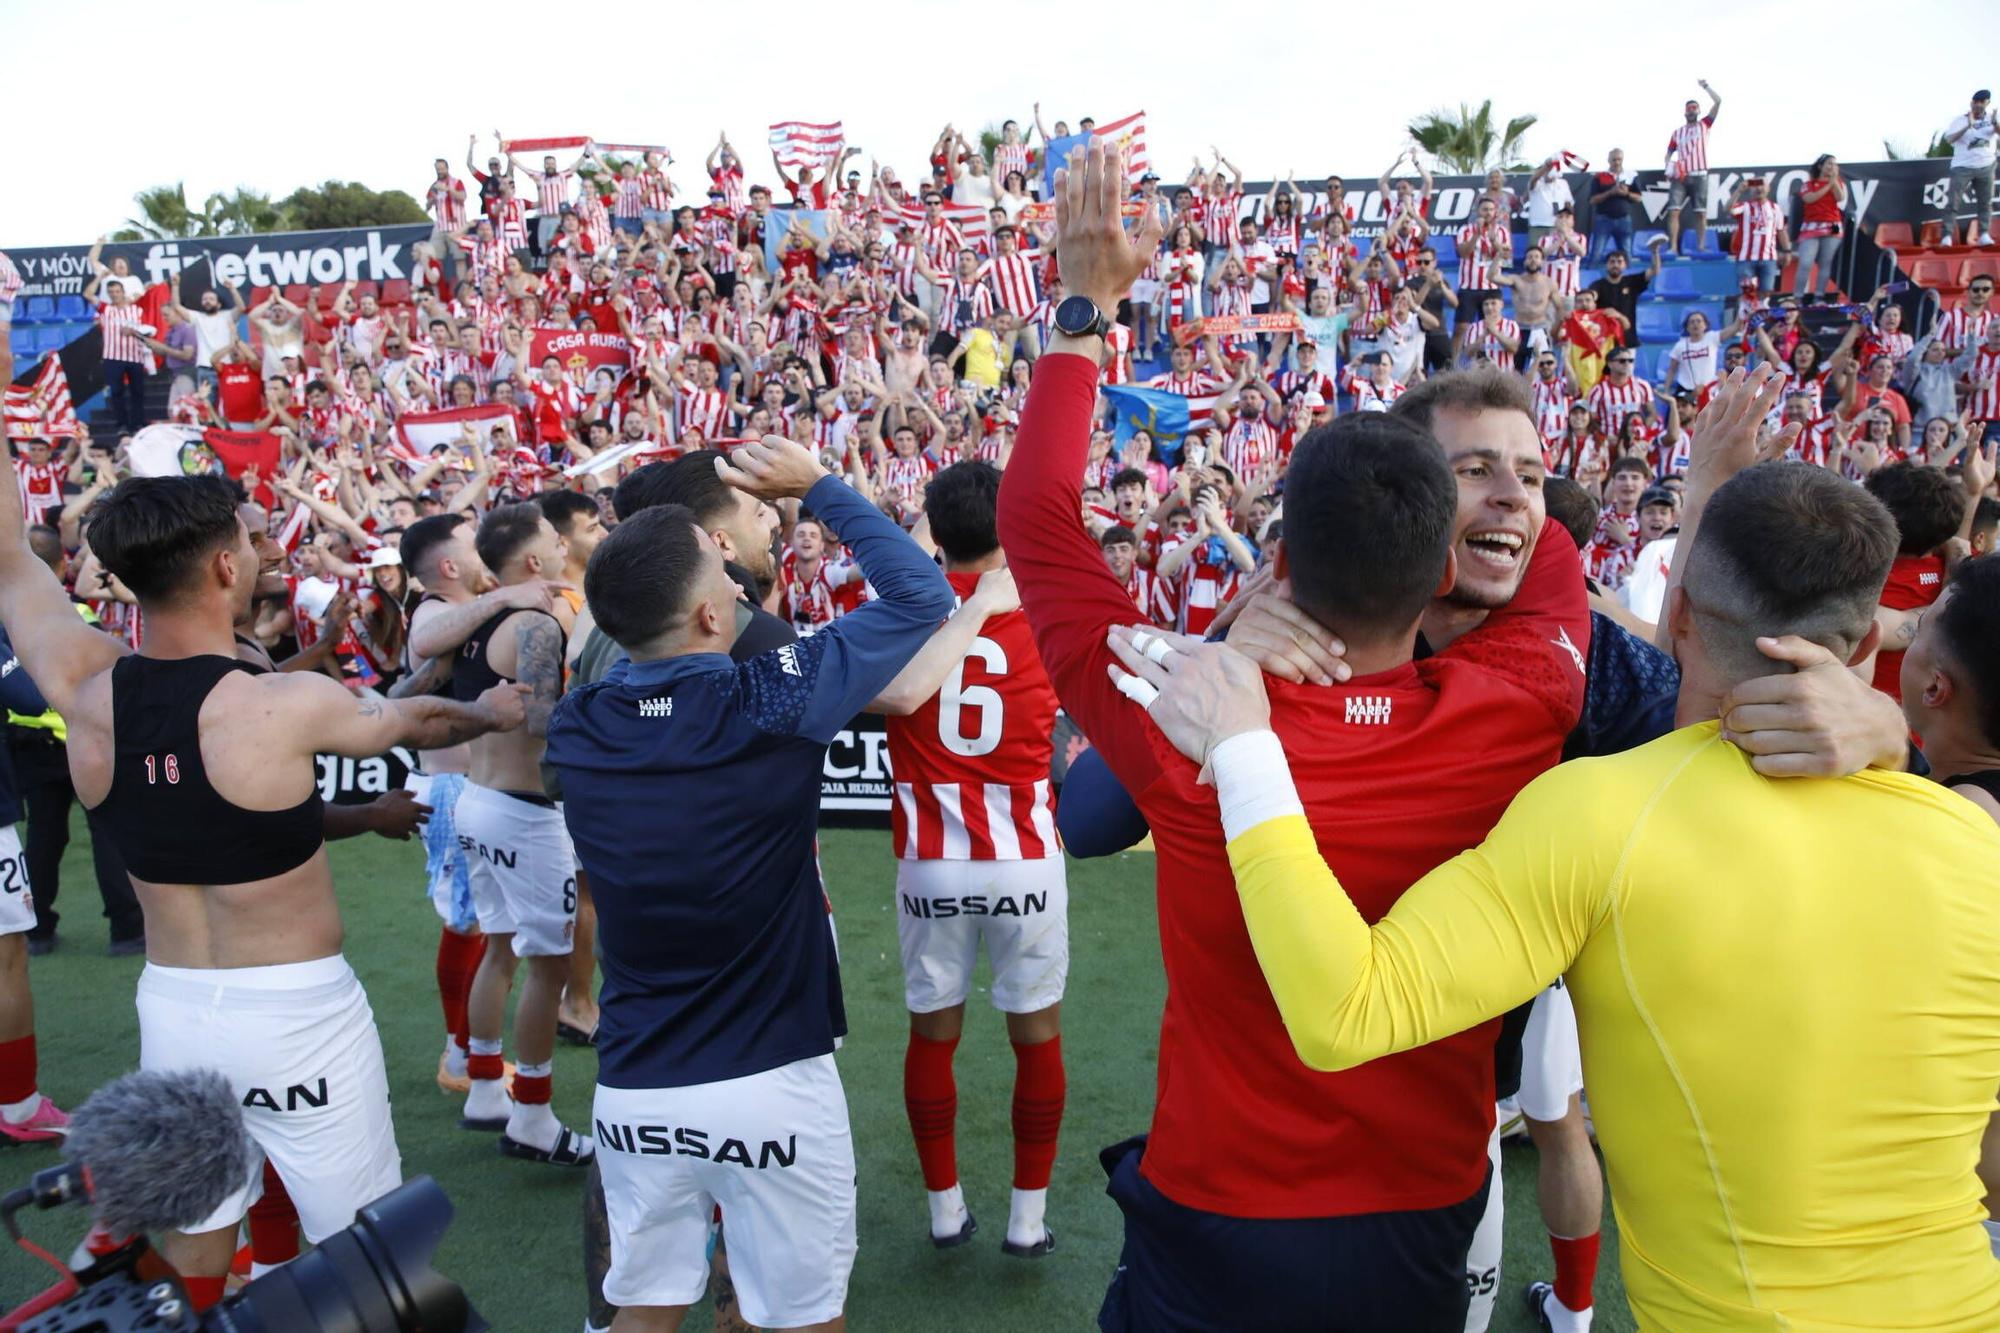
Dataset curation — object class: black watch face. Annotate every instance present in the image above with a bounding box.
[1054,295,1101,336]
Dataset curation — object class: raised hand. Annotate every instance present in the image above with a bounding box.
[713,435,830,501]
[1053,138,1164,314]
[1687,365,1794,491]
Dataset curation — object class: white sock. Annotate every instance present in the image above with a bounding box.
[506,1098,561,1151]
[927,1184,967,1239]
[441,1039,468,1078]
[469,1037,503,1058]
[463,1078,509,1121]
[585,1323,611,1333]
[1006,1187,1048,1248]
[1542,1288,1594,1333]
[1,1093,43,1125]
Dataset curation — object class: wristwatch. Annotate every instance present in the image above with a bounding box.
[1053,295,1111,339]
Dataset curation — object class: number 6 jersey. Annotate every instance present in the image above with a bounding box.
[886,570,1062,861]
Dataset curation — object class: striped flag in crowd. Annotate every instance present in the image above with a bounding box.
[769,120,846,172]
[4,355,80,441]
[1041,111,1150,195]
[895,198,993,246]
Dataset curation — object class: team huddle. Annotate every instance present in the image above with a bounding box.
[3,123,2000,1333]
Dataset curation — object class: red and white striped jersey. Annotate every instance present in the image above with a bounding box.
[1934,306,1995,355]
[577,196,613,251]
[1202,191,1242,248]
[426,177,467,229]
[887,573,1060,862]
[1172,539,1247,637]
[1264,214,1303,257]
[779,551,852,635]
[1102,323,1135,385]
[14,459,64,525]
[1222,417,1279,477]
[1469,316,1521,362]
[919,218,966,271]
[676,385,729,440]
[1530,377,1574,451]
[97,303,152,364]
[1271,368,1337,405]
[639,168,673,212]
[980,253,1040,316]
[610,176,642,220]
[1866,328,1914,369]
[1348,373,1407,412]
[712,164,746,213]
[1586,376,1656,436]
[993,142,1030,185]
[1962,346,2000,420]
[532,170,574,214]
[1456,222,1508,289]
[1147,370,1222,399]
[936,279,994,337]
[1731,199,1784,261]
[1539,229,1586,296]
[1667,116,1715,176]
[493,197,529,252]
[882,451,938,501]
[1787,415,1838,469]
[456,233,509,285]
[887,241,923,297]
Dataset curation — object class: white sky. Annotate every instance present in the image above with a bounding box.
[2,0,1980,247]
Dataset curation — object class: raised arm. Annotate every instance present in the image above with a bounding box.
[996,138,1169,791]
[866,567,1018,714]
[717,441,954,741]
[0,369,129,711]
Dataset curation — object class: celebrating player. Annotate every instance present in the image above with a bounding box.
[867,461,1066,1256]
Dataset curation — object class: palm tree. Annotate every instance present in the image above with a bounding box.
[1883,133,1951,160]
[1408,102,1539,175]
[123,183,211,240]
[202,187,283,236]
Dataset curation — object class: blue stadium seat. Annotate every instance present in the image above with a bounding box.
[54,295,89,321]
[1510,233,1529,263]
[1687,231,1728,260]
[1653,267,1700,299]
[1634,229,1668,255]
[1580,268,1604,289]
[18,296,54,324]
[1687,263,1741,297]
[1637,304,1687,340]
[1690,301,1723,330]
[1631,345,1664,381]
[1430,234,1459,267]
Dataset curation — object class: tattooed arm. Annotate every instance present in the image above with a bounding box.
[387,651,453,700]
[513,614,564,739]
[283,672,531,758]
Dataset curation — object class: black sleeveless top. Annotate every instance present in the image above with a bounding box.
[449,607,559,703]
[95,655,324,885]
[1945,770,2000,803]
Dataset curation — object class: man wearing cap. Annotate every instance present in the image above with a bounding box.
[1945,90,1997,245]
[1619,487,1681,626]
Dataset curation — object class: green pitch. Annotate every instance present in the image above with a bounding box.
[0,819,1632,1329]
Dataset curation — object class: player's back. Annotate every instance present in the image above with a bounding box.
[886,572,1059,861]
[1137,651,1574,1217]
[1544,723,2000,1330]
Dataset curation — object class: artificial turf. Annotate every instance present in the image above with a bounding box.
[0,817,1633,1329]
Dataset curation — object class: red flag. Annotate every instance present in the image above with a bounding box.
[202,429,284,507]
[4,356,80,441]
[768,120,845,172]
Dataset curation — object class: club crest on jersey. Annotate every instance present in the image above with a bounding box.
[638,697,672,718]
[1344,695,1392,725]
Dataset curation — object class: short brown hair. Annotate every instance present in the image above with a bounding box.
[1681,462,1897,684]
[1390,367,1535,434]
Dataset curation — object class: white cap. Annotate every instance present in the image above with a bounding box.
[365,546,402,569]
[1301,392,1327,408]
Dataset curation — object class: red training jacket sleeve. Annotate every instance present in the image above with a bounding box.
[1439,514,1592,734]
[997,352,1165,793]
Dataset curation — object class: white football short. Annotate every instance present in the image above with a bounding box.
[1518,981,1586,1124]
[136,955,401,1242]
[0,826,36,937]
[594,1054,856,1327]
[1462,1115,1504,1333]
[896,856,1068,1014]
[454,782,577,957]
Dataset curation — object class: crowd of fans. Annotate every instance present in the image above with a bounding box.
[0,98,1992,682]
